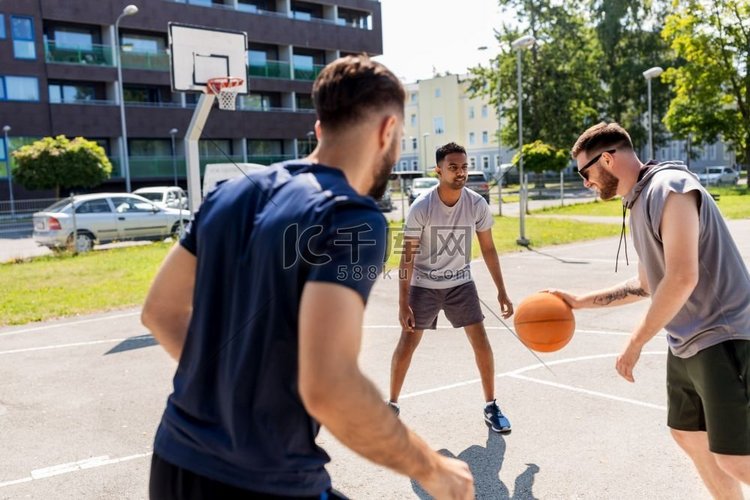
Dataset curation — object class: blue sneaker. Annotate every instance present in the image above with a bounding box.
[484,400,511,434]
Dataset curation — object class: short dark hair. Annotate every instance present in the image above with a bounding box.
[571,122,633,158]
[312,54,405,131]
[435,142,467,164]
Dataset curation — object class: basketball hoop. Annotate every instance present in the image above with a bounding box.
[207,77,244,111]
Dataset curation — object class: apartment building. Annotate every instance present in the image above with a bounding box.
[0,0,382,199]
[396,73,512,177]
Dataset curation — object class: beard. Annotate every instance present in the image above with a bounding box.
[597,168,620,200]
[368,135,399,199]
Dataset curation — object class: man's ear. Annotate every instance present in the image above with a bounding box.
[434,165,441,177]
[314,120,322,139]
[378,114,398,151]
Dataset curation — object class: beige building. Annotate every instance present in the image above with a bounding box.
[397,74,514,176]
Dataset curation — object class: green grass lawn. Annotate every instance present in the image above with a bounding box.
[533,185,749,219]
[1,216,621,327]
[0,242,172,326]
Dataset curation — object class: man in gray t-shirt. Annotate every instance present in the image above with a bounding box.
[553,123,750,498]
[388,142,515,434]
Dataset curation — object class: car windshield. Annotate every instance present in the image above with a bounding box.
[137,192,164,202]
[707,167,723,174]
[43,199,72,212]
[467,173,486,182]
[413,179,438,188]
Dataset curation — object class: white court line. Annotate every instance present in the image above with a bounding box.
[0,453,151,489]
[0,351,667,489]
[0,338,125,356]
[0,311,140,338]
[509,374,667,411]
[364,325,663,338]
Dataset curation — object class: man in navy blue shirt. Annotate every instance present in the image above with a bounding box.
[142,55,474,499]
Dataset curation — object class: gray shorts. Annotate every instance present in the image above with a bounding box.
[409,281,484,330]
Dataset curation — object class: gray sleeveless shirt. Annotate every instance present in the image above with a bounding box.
[622,162,750,358]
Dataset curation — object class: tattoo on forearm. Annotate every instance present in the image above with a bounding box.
[593,284,650,306]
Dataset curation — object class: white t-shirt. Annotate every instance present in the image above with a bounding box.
[404,186,494,289]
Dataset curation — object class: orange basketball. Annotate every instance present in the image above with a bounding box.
[513,293,575,352]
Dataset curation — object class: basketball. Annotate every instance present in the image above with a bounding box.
[513,293,575,352]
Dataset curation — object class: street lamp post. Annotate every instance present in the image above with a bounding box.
[512,34,535,247]
[478,46,504,216]
[422,132,430,175]
[2,125,14,217]
[169,128,179,187]
[115,4,139,192]
[643,66,663,161]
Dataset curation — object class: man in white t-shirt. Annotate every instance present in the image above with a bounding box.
[388,142,515,433]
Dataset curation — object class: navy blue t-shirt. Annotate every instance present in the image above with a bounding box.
[153,163,387,496]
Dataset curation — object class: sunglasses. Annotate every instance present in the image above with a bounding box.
[578,149,616,181]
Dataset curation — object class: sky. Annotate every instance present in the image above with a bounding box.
[373,0,508,83]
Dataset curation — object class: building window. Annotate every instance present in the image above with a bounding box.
[48,82,96,103]
[337,8,371,29]
[411,160,418,169]
[400,160,407,170]
[495,155,500,167]
[121,33,165,54]
[11,16,35,59]
[482,156,489,170]
[53,28,95,50]
[401,139,406,151]
[412,138,418,150]
[481,105,488,118]
[433,117,444,135]
[482,131,489,144]
[708,143,717,160]
[434,88,441,98]
[410,114,417,127]
[410,92,417,104]
[1,76,40,101]
[0,14,6,39]
[129,139,172,157]
[468,132,476,145]
[295,93,314,110]
[468,107,475,119]
[470,157,477,169]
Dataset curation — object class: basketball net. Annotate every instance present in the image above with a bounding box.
[207,77,244,111]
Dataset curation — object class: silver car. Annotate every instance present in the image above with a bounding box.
[133,186,188,209]
[696,166,739,186]
[33,193,192,252]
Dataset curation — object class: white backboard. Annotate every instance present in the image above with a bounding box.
[169,23,248,94]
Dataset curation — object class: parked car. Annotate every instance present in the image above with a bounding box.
[466,171,490,203]
[133,186,188,209]
[408,177,439,204]
[375,186,394,212]
[695,166,739,186]
[33,193,192,252]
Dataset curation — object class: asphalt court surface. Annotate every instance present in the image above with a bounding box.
[1,219,748,499]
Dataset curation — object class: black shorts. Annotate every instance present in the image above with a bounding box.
[666,340,750,455]
[149,453,348,499]
[409,281,484,330]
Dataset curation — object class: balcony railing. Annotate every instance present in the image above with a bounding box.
[120,50,171,71]
[162,0,373,30]
[45,41,113,66]
[248,60,292,79]
[117,155,298,178]
[293,64,325,81]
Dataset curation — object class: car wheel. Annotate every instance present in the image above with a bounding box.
[171,221,188,239]
[68,231,94,253]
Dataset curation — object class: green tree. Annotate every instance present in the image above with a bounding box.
[590,0,674,153]
[469,0,604,152]
[12,135,112,198]
[511,140,569,188]
[661,0,750,183]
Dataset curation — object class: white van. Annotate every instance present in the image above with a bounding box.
[202,163,268,198]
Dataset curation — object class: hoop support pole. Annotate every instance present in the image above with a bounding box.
[185,93,215,212]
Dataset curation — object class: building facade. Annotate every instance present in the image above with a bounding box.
[0,0,382,199]
[396,73,513,177]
